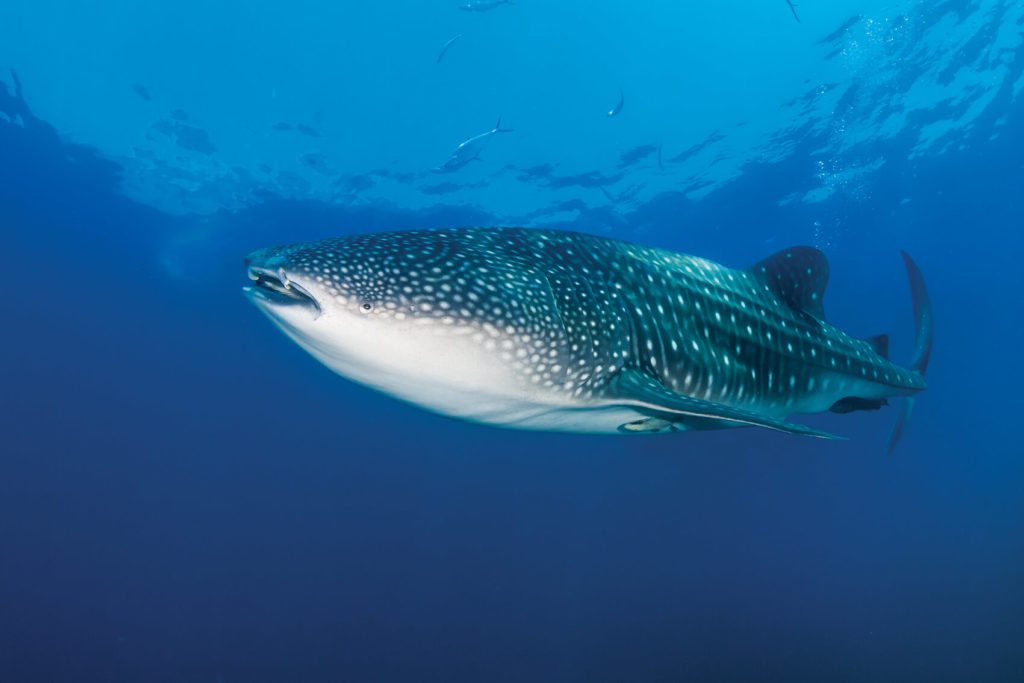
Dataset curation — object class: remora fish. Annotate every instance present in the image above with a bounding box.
[244,228,932,449]
[433,117,512,173]
[785,0,801,23]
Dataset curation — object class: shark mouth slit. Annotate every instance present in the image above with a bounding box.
[246,267,321,317]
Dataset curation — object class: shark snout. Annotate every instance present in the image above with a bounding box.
[243,247,321,318]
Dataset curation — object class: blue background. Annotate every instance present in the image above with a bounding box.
[2,1,1023,680]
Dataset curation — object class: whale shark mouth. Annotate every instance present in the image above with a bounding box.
[244,266,321,317]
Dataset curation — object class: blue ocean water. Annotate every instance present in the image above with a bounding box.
[1,1,1023,680]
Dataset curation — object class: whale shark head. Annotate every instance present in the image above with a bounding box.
[243,229,572,423]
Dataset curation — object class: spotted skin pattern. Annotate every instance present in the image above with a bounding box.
[245,227,926,437]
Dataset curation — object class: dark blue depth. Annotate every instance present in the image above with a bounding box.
[2,4,1023,681]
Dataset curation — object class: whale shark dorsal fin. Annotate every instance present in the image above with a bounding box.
[750,246,829,322]
[607,369,844,440]
[864,333,890,359]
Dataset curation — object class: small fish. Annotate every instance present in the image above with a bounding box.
[272,122,321,137]
[459,0,512,12]
[785,0,801,23]
[433,116,513,173]
[131,83,152,101]
[607,90,624,118]
[437,34,463,63]
[9,68,23,97]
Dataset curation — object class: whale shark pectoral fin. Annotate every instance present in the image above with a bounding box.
[607,369,844,440]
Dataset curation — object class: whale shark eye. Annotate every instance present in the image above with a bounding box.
[361,302,374,312]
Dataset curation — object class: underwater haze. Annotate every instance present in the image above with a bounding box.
[2,0,1024,681]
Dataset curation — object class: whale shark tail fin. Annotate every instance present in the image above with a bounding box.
[494,116,513,133]
[901,250,934,376]
[887,251,933,454]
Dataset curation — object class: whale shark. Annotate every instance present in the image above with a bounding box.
[244,228,932,450]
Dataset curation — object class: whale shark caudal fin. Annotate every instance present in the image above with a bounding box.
[493,116,513,133]
[887,251,934,455]
[749,246,829,325]
[608,369,844,440]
